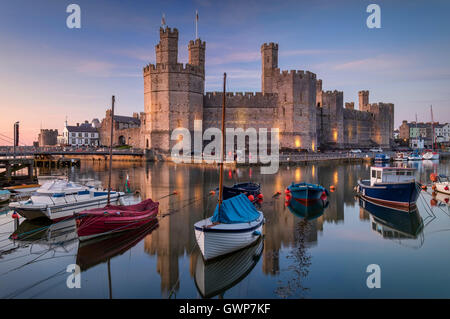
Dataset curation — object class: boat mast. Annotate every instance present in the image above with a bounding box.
[107,95,115,205]
[218,73,226,211]
[430,105,435,151]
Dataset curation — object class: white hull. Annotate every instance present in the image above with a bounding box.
[194,238,264,298]
[0,194,11,204]
[194,212,264,261]
[422,152,439,160]
[10,187,40,194]
[435,182,450,195]
[10,194,123,220]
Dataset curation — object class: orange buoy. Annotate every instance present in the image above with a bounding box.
[248,195,255,202]
[430,173,437,182]
[330,185,336,192]
[257,194,264,200]
[421,185,427,191]
[209,190,216,195]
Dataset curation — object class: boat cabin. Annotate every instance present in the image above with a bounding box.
[370,167,415,186]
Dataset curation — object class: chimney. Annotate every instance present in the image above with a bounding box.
[76,123,79,127]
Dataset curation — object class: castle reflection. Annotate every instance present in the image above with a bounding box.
[65,160,415,295]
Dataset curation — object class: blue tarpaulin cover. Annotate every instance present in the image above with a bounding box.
[211,193,260,224]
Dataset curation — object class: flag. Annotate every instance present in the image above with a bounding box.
[161,13,166,26]
[125,174,131,193]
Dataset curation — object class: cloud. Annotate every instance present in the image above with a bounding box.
[207,51,260,65]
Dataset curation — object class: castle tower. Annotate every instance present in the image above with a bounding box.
[156,27,179,65]
[188,39,205,69]
[358,90,369,111]
[143,26,205,153]
[261,43,278,94]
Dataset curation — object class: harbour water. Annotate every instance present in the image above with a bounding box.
[0,159,449,298]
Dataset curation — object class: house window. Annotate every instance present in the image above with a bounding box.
[376,171,381,179]
[372,170,376,178]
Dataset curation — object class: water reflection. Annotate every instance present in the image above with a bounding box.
[193,238,263,298]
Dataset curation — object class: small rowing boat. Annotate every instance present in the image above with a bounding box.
[285,182,329,205]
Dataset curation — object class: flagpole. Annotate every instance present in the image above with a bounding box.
[195,10,198,39]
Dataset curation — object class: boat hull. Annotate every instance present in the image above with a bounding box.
[194,212,264,261]
[357,180,420,212]
[423,152,439,160]
[287,183,326,205]
[10,194,122,221]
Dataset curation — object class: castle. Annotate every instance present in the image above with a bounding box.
[101,26,394,152]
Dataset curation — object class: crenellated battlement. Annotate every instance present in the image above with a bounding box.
[274,69,317,80]
[204,91,278,109]
[188,38,206,49]
[261,42,278,51]
[143,62,204,76]
[322,90,343,96]
[159,26,178,38]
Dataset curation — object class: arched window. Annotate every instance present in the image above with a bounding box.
[146,139,149,149]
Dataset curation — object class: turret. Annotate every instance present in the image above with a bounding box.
[155,26,179,65]
[261,42,278,93]
[188,39,206,70]
[358,90,369,111]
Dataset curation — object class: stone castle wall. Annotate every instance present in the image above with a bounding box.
[38,129,58,146]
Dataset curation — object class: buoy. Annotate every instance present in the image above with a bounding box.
[285,195,291,201]
[12,212,19,219]
[330,185,336,192]
[320,191,327,201]
[445,198,449,203]
[421,185,427,191]
[285,189,291,194]
[173,190,178,195]
[284,201,289,207]
[257,194,264,199]
[209,190,216,195]
[10,234,18,240]
[430,173,437,182]
[430,199,437,206]
[445,186,449,191]
[432,185,437,191]
[248,195,255,202]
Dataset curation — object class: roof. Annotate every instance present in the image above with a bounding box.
[66,124,98,133]
[114,115,140,125]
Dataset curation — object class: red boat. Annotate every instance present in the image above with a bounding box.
[75,199,159,241]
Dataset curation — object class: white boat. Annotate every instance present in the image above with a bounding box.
[194,198,264,261]
[194,238,263,298]
[0,190,11,204]
[433,175,450,195]
[422,151,439,160]
[194,73,264,261]
[9,179,124,221]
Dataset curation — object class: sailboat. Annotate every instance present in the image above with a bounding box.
[194,73,264,261]
[74,96,159,241]
[423,105,439,160]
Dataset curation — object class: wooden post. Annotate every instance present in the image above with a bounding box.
[218,73,226,211]
[107,96,115,205]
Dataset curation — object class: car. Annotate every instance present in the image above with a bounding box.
[369,148,382,152]
[350,149,362,153]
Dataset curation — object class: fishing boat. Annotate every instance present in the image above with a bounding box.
[407,151,422,161]
[357,166,420,212]
[4,183,41,194]
[393,152,407,161]
[358,197,423,240]
[374,153,390,163]
[219,182,261,201]
[431,174,450,195]
[194,73,264,261]
[194,237,263,298]
[285,182,329,205]
[9,179,124,221]
[286,196,328,221]
[0,190,11,204]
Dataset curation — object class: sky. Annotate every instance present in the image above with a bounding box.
[0,0,449,145]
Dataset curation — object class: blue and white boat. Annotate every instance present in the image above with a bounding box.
[194,194,264,261]
[9,179,124,221]
[407,150,422,161]
[286,182,328,205]
[374,153,390,163]
[357,166,420,212]
[0,190,11,204]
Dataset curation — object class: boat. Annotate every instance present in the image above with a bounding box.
[431,174,450,195]
[219,182,261,201]
[76,218,159,271]
[286,196,328,221]
[285,182,329,205]
[422,150,439,160]
[194,73,264,261]
[74,198,159,241]
[4,183,41,194]
[393,152,407,161]
[358,197,423,240]
[407,151,422,161]
[0,189,11,204]
[194,237,263,298]
[374,153,390,163]
[9,179,124,221]
[356,166,420,212]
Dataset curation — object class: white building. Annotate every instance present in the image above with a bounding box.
[442,123,450,142]
[61,121,99,146]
